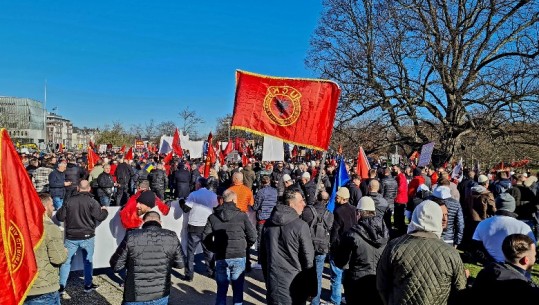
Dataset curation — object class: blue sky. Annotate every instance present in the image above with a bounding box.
[0,1,323,134]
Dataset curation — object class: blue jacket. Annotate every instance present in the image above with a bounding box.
[48,169,66,198]
[253,185,278,221]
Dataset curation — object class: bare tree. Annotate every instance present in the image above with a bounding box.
[179,106,205,139]
[130,123,143,139]
[307,0,539,164]
[143,119,157,141]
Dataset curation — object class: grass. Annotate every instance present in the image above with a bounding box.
[464,260,539,285]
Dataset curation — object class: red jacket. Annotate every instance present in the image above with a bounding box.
[407,175,426,203]
[119,190,170,230]
[394,172,408,204]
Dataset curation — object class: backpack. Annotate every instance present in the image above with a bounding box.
[306,205,331,254]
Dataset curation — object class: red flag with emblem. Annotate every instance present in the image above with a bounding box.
[231,70,341,150]
[0,129,45,305]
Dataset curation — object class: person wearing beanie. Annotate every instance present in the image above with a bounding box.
[334,196,388,305]
[472,192,536,263]
[119,182,170,230]
[377,200,468,305]
[328,187,356,305]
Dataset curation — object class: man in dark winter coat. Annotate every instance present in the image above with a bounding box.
[367,180,391,231]
[380,168,398,219]
[300,172,317,205]
[96,163,116,206]
[56,180,108,297]
[472,234,539,305]
[202,190,257,305]
[346,174,363,207]
[115,156,135,205]
[48,161,71,210]
[110,211,184,305]
[259,189,316,305]
[335,196,388,305]
[148,163,168,200]
[329,187,357,305]
[252,175,278,255]
[173,163,191,200]
[64,156,86,200]
[301,191,334,305]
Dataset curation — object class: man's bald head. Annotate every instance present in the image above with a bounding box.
[78,180,91,192]
[368,179,380,192]
[232,172,244,184]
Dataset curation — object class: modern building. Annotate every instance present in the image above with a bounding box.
[46,112,73,149]
[0,96,46,145]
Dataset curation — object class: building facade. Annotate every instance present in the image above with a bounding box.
[0,96,46,145]
[47,112,73,149]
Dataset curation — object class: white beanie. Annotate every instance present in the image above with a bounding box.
[407,200,443,238]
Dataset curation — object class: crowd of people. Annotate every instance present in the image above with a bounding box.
[19,149,539,305]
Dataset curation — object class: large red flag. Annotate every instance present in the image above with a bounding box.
[172,128,183,157]
[356,146,371,179]
[0,129,45,305]
[231,70,341,150]
[125,147,134,161]
[87,147,100,171]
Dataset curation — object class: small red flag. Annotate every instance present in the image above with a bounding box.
[231,70,341,150]
[172,128,183,157]
[223,139,233,156]
[119,145,126,153]
[163,151,173,175]
[87,147,100,171]
[88,141,95,150]
[125,147,134,161]
[292,145,298,158]
[0,129,45,305]
[356,146,371,179]
[204,133,215,178]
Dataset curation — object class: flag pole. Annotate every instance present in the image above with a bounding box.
[315,151,327,198]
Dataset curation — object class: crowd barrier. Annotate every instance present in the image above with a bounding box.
[53,200,257,271]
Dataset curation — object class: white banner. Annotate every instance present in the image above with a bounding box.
[262,136,284,161]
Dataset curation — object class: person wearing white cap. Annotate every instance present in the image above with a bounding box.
[328,187,356,305]
[377,200,468,305]
[431,181,464,247]
[300,172,317,205]
[334,197,388,305]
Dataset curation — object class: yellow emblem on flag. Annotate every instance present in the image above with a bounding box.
[263,86,302,126]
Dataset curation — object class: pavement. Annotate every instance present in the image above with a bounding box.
[60,254,334,305]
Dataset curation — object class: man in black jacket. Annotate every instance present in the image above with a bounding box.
[64,156,86,200]
[110,211,185,305]
[48,161,71,210]
[259,189,316,305]
[56,180,108,298]
[116,155,135,205]
[148,163,168,200]
[472,234,539,305]
[202,189,257,305]
[334,196,389,305]
[300,172,317,205]
[329,187,356,305]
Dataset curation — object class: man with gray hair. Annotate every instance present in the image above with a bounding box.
[202,189,257,305]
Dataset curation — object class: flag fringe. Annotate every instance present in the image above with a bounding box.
[236,69,340,88]
[231,126,327,152]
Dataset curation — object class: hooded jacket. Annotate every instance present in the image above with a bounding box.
[55,191,108,240]
[202,201,257,260]
[334,216,388,280]
[470,185,496,221]
[259,204,316,305]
